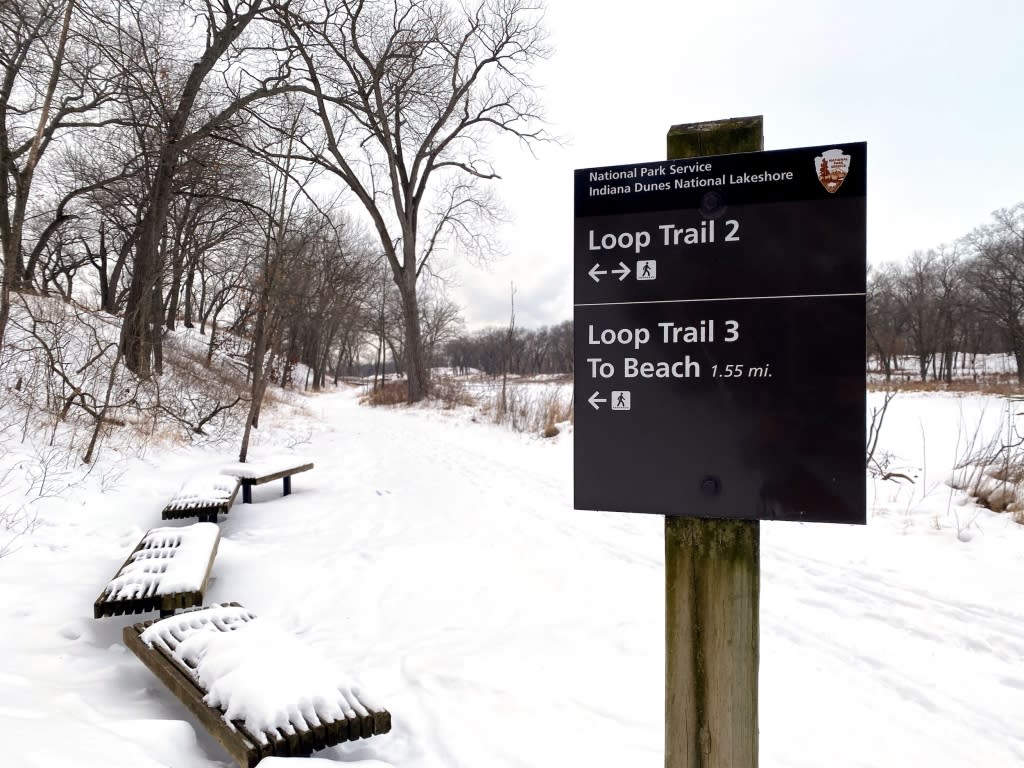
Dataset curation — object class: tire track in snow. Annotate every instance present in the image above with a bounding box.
[764,543,1024,764]
[328,394,660,569]
[770,546,1024,661]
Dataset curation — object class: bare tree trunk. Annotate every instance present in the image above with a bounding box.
[165,203,191,331]
[397,266,427,400]
[206,308,220,366]
[104,235,133,314]
[183,259,196,328]
[374,266,387,390]
[121,141,178,377]
[501,283,515,414]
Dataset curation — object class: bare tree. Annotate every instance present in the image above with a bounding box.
[420,287,464,368]
[897,250,942,381]
[102,0,300,377]
[280,0,549,401]
[0,0,117,349]
[236,109,329,461]
[866,263,904,380]
[963,204,1024,383]
[931,245,965,382]
[500,282,515,413]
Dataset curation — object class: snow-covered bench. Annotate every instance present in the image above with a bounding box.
[94,523,220,619]
[220,457,314,504]
[123,603,391,766]
[163,473,241,523]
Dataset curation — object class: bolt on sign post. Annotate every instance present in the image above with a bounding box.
[572,116,866,768]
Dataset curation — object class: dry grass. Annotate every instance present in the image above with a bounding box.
[868,374,1024,396]
[361,380,409,406]
[541,423,560,439]
[431,378,478,409]
[360,377,478,409]
[485,382,574,436]
[947,408,1024,524]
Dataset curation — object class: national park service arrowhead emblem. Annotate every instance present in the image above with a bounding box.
[814,148,851,193]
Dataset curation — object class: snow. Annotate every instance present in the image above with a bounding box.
[140,604,371,744]
[166,474,240,509]
[102,523,220,600]
[1,385,1023,767]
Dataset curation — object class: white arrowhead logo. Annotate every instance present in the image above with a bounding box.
[588,263,608,283]
[588,391,607,410]
[611,261,630,281]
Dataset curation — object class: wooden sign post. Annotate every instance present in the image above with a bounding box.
[664,116,763,768]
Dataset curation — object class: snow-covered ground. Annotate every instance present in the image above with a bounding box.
[1,386,1022,767]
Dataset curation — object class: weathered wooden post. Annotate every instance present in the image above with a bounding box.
[664,116,763,768]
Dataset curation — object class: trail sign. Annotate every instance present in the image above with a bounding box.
[574,143,866,524]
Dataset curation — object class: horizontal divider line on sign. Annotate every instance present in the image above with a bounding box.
[575,291,866,308]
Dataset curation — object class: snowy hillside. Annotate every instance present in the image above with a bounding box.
[1,386,1022,767]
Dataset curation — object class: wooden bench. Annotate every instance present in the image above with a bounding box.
[220,458,314,504]
[94,523,220,619]
[124,603,391,767]
[162,473,241,523]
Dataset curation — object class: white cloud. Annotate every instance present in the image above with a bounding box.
[452,0,1024,328]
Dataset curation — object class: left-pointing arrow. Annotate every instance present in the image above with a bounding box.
[588,391,607,410]
[589,263,608,283]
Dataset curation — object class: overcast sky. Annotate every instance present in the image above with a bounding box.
[449,0,1024,330]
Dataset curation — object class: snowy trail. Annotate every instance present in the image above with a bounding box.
[202,388,666,768]
[1,386,1022,767]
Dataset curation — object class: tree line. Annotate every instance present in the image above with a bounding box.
[868,203,1024,383]
[0,0,550,446]
[445,320,573,377]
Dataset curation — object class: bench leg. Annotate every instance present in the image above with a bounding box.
[243,482,252,504]
[283,476,292,496]
[160,608,174,618]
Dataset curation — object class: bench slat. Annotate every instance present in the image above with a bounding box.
[220,460,314,503]
[242,463,314,486]
[124,604,391,767]
[220,461,314,486]
[163,475,240,521]
[123,616,261,767]
[95,524,220,619]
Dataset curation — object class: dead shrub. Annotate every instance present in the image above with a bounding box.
[431,378,477,409]
[486,381,573,436]
[362,379,409,406]
[948,403,1024,523]
[361,377,478,409]
[155,337,249,439]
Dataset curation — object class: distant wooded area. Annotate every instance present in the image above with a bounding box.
[867,203,1024,382]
